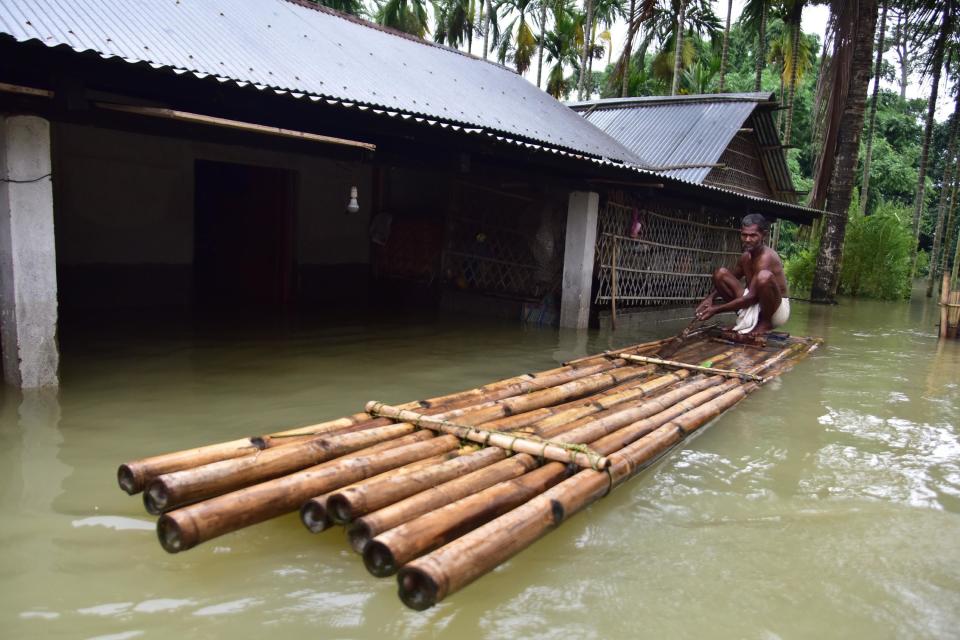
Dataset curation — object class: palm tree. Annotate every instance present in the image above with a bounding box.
[741,0,773,91]
[376,0,430,37]
[608,0,656,97]
[577,0,596,99]
[859,0,890,216]
[810,0,880,303]
[435,0,478,50]
[542,6,584,97]
[494,0,540,74]
[911,2,957,276]
[718,0,733,91]
[584,0,627,96]
[779,0,807,145]
[536,0,566,88]
[671,0,686,95]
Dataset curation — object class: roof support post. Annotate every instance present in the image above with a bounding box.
[559,191,599,329]
[0,115,59,388]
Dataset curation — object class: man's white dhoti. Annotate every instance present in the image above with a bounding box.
[732,288,790,334]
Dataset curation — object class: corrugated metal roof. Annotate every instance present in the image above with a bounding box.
[0,0,643,164]
[568,93,776,183]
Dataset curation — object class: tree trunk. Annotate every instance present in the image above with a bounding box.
[482,0,491,59]
[578,0,595,100]
[719,0,733,91]
[927,90,960,297]
[777,73,784,132]
[671,1,686,96]
[536,0,547,88]
[754,9,767,91]
[783,20,803,145]
[811,0,879,303]
[859,0,888,216]
[625,30,654,97]
[619,0,638,97]
[587,19,598,90]
[910,7,951,276]
[940,158,960,285]
[895,12,908,100]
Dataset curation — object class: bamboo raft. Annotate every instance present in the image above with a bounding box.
[117,331,821,610]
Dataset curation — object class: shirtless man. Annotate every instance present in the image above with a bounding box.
[694,213,790,336]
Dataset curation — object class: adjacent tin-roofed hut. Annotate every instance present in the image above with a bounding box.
[568,93,804,315]
[568,93,799,202]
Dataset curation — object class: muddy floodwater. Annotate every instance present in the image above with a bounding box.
[2,293,959,640]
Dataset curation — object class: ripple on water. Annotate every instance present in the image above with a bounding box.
[192,597,262,617]
[71,516,154,531]
[85,632,143,640]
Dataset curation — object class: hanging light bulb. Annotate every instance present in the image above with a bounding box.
[346,185,360,214]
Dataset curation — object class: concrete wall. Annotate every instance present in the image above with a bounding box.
[52,123,372,308]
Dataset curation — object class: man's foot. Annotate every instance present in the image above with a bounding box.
[747,321,773,337]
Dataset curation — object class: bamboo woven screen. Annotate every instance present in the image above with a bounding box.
[594,195,741,308]
[442,185,563,300]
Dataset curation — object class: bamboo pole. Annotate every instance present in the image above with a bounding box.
[395,384,757,609]
[117,413,384,495]
[362,376,751,579]
[394,342,819,608]
[326,446,506,524]
[119,349,641,495]
[562,337,674,366]
[618,353,766,382]
[156,433,457,553]
[438,365,655,426]
[941,272,951,339]
[611,238,619,331]
[299,452,463,534]
[478,365,659,433]
[363,455,571,577]
[143,421,422,514]
[366,403,609,470]
[345,454,541,553]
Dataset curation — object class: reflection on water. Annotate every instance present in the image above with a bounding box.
[1,296,959,639]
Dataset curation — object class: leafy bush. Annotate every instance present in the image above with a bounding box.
[914,248,930,279]
[838,200,914,300]
[784,245,816,296]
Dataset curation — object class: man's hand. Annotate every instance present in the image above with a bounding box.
[695,297,713,317]
[696,305,718,321]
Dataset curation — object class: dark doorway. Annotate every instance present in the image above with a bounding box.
[194,160,296,309]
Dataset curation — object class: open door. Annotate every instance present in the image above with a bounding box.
[194,160,296,309]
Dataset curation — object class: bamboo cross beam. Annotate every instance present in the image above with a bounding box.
[365,402,609,470]
[616,353,766,382]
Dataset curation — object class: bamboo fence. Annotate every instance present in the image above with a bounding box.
[117,332,821,609]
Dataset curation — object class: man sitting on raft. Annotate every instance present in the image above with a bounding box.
[694,213,790,336]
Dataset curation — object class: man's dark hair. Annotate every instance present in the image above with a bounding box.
[741,213,769,232]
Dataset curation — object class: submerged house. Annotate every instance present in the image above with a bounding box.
[0,0,818,389]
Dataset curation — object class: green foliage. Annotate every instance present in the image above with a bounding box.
[784,245,816,294]
[915,248,931,279]
[838,200,915,300]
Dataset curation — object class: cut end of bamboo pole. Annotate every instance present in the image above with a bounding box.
[156,514,196,554]
[143,481,170,515]
[300,499,333,534]
[326,494,354,525]
[347,521,372,554]
[117,464,142,495]
[363,539,400,577]
[397,566,440,611]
